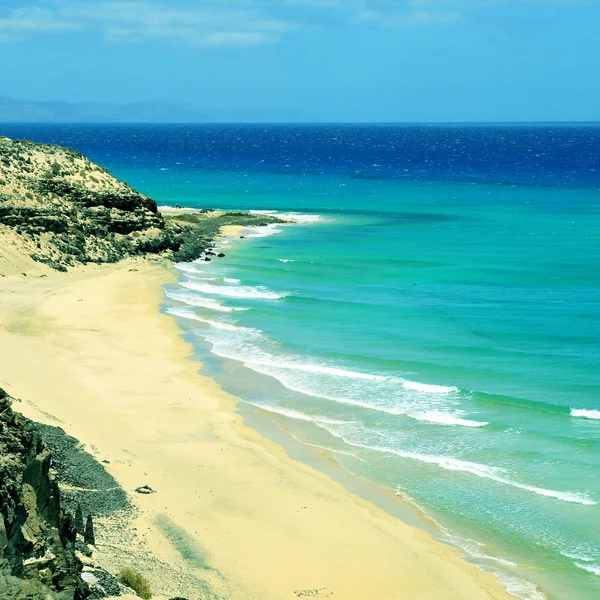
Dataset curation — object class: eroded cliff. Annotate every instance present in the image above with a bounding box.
[0,136,282,273]
[0,388,86,599]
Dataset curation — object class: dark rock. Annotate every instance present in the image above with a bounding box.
[204,257,212,262]
[217,253,225,258]
[134,486,156,495]
[74,504,84,536]
[85,568,121,598]
[84,515,95,546]
[0,388,87,598]
[34,423,129,519]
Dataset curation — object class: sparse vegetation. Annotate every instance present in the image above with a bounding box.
[0,137,285,270]
[118,567,152,599]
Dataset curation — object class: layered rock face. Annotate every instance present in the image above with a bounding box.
[0,136,173,270]
[0,136,283,272]
[0,388,85,599]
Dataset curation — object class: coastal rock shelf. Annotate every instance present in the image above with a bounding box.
[0,136,283,273]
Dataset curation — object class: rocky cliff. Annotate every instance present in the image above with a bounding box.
[0,136,281,272]
[0,388,86,599]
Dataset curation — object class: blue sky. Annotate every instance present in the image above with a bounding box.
[1,1,599,121]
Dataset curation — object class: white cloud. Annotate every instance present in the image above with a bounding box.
[58,1,295,46]
[0,7,80,42]
[0,0,482,46]
[352,8,463,27]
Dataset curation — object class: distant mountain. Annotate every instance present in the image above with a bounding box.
[0,95,318,123]
[0,95,215,123]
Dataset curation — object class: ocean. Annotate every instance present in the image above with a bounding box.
[3,123,599,600]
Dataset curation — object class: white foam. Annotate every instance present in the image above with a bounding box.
[331,440,596,506]
[245,224,283,238]
[229,360,487,428]
[440,530,517,567]
[571,408,600,420]
[166,309,254,333]
[174,304,487,429]
[493,571,548,600]
[561,550,596,562]
[194,333,488,428]
[165,290,246,312]
[249,360,385,381]
[224,278,240,284]
[279,213,321,224]
[417,411,488,428]
[249,209,321,224]
[277,259,294,263]
[158,205,199,212]
[575,563,600,576]
[231,358,473,420]
[402,498,545,600]
[402,379,458,394]
[244,401,348,426]
[175,263,210,275]
[181,280,286,300]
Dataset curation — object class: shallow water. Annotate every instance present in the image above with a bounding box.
[4,123,599,600]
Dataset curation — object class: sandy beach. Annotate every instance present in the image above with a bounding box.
[0,256,513,600]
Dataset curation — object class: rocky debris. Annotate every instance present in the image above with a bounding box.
[294,588,334,598]
[34,424,129,519]
[134,486,155,495]
[83,567,121,599]
[75,540,93,559]
[0,137,285,271]
[0,387,87,598]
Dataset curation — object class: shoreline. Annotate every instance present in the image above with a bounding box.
[171,224,548,600]
[0,255,515,600]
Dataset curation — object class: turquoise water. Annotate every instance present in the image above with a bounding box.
[162,179,600,600]
[4,125,599,600]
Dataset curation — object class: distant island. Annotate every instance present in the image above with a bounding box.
[0,96,317,123]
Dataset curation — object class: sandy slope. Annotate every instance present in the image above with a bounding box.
[0,259,513,600]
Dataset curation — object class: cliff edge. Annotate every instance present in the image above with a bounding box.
[0,135,281,275]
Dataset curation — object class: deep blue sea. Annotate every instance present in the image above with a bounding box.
[3,124,599,600]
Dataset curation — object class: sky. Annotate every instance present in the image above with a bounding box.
[1,0,599,122]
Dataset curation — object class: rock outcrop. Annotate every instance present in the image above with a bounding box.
[0,136,283,271]
[0,388,86,599]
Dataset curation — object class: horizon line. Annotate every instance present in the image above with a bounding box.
[2,120,600,126]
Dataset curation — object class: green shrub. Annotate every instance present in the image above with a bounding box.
[117,567,152,599]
